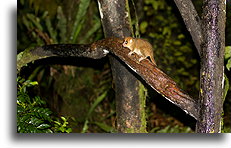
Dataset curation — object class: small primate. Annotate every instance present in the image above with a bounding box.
[122,37,156,65]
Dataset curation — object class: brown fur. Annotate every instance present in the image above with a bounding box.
[123,37,156,65]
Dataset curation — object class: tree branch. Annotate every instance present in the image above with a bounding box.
[17,37,199,119]
[17,44,108,73]
[174,0,203,56]
[95,38,199,119]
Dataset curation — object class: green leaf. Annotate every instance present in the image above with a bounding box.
[174,51,182,56]
[140,21,148,34]
[45,12,58,43]
[94,122,115,133]
[29,81,38,86]
[57,6,67,43]
[37,124,51,129]
[162,27,171,36]
[226,59,231,71]
[173,41,181,46]
[70,0,91,43]
[29,117,43,126]
[81,120,89,133]
[177,34,185,39]
[223,74,229,103]
[45,129,53,133]
[26,13,43,31]
[80,17,101,43]
[20,114,31,122]
[61,116,66,122]
[86,91,107,118]
[54,121,61,126]
[225,46,231,60]
[81,92,107,133]
[59,126,65,132]
[66,128,72,133]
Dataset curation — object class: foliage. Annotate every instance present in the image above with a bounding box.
[70,0,91,43]
[17,0,102,51]
[17,77,72,133]
[150,125,193,133]
[133,0,199,133]
[222,127,231,133]
[53,116,72,133]
[17,0,230,133]
[225,46,231,71]
[17,0,109,133]
[139,0,199,95]
[81,91,108,133]
[223,46,231,103]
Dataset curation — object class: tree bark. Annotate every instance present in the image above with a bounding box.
[196,0,226,133]
[97,0,147,132]
[17,37,199,120]
[174,0,203,56]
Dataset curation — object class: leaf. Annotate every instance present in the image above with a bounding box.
[20,114,31,122]
[162,27,171,36]
[140,21,148,34]
[81,92,107,133]
[226,58,231,71]
[70,0,91,43]
[29,81,38,86]
[177,34,185,39]
[27,125,37,133]
[61,116,67,122]
[86,91,107,118]
[37,124,51,129]
[173,41,181,46]
[81,120,89,133]
[223,74,229,103]
[29,117,43,126]
[94,122,115,133]
[45,129,53,133]
[26,13,43,31]
[53,120,60,125]
[80,17,101,43]
[57,6,67,43]
[174,51,182,56]
[45,12,57,43]
[225,46,231,60]
[66,128,72,133]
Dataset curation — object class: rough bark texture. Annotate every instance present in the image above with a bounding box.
[174,0,203,56]
[17,37,199,120]
[97,0,146,132]
[196,0,226,133]
[17,44,108,73]
[94,38,199,119]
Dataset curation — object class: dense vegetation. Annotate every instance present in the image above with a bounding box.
[17,0,231,133]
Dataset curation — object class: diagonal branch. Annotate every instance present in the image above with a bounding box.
[17,37,199,119]
[94,38,199,119]
[174,0,203,56]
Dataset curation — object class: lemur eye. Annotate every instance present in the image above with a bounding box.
[124,41,128,44]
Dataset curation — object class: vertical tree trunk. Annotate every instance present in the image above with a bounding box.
[196,0,226,133]
[97,0,147,133]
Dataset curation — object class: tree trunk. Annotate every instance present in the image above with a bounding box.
[97,0,147,133]
[196,0,226,133]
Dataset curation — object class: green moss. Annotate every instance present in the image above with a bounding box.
[17,47,49,72]
[125,0,134,37]
[138,82,147,133]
